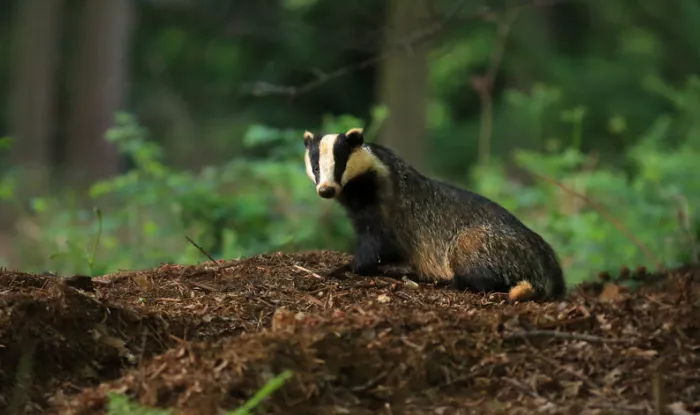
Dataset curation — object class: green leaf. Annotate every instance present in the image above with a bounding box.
[30,197,49,213]
[0,137,14,150]
[107,393,172,415]
[229,370,293,415]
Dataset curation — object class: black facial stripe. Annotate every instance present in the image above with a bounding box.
[333,137,352,184]
[308,140,321,183]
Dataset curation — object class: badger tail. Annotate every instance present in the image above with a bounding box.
[508,280,536,302]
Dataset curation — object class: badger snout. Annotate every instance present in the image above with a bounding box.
[317,185,337,199]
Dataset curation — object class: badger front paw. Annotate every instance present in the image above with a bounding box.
[325,259,378,279]
[325,263,352,279]
[349,259,379,276]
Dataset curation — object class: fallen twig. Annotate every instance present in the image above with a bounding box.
[351,369,390,392]
[502,377,553,406]
[293,264,324,279]
[534,352,599,390]
[588,403,647,412]
[503,329,634,344]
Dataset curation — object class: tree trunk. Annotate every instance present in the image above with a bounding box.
[8,0,64,196]
[1,0,64,266]
[376,0,429,171]
[63,0,133,188]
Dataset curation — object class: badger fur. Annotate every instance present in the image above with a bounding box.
[303,127,566,302]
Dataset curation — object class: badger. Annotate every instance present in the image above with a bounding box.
[302,127,566,302]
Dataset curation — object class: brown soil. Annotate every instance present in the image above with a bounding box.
[0,251,698,415]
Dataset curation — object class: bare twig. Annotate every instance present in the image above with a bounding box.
[503,329,634,344]
[351,368,390,392]
[502,377,554,406]
[651,358,666,415]
[534,352,599,390]
[8,333,37,415]
[245,0,468,98]
[185,235,220,268]
[293,264,324,279]
[531,172,665,272]
[588,403,647,412]
[670,193,698,264]
[137,326,149,388]
[245,0,582,98]
[474,7,520,165]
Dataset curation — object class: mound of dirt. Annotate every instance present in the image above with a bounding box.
[1,251,699,415]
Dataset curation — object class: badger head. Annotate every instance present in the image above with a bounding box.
[303,127,371,199]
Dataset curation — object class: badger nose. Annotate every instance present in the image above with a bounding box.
[318,186,336,199]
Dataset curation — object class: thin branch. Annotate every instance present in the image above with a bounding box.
[350,368,391,392]
[670,193,698,264]
[534,352,600,390]
[502,377,551,403]
[531,172,665,272]
[246,0,469,98]
[184,235,220,268]
[503,329,634,344]
[588,403,647,412]
[474,7,520,165]
[245,2,455,97]
[244,0,587,98]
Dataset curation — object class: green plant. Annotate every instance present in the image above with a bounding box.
[105,370,293,415]
[0,136,13,150]
[9,108,389,275]
[468,81,700,285]
[107,393,172,415]
[48,207,104,276]
[230,369,293,415]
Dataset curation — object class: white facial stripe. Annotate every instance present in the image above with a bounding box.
[304,151,315,183]
[317,134,338,188]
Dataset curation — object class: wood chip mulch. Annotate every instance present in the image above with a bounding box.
[0,250,698,414]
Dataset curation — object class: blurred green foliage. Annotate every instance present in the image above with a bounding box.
[5,109,391,276]
[1,0,699,286]
[2,77,699,286]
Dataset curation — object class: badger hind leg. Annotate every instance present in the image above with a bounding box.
[449,228,563,302]
[452,264,539,302]
[451,265,511,295]
[449,228,512,297]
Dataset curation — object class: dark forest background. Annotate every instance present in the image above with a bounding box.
[0,0,698,285]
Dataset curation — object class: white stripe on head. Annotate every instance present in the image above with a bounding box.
[317,134,339,190]
[304,151,315,183]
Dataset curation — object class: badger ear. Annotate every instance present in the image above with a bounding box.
[345,128,364,147]
[303,131,314,147]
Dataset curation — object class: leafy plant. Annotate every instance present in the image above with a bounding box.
[107,393,172,415]
[105,370,293,415]
[470,81,700,285]
[230,369,293,415]
[8,108,390,275]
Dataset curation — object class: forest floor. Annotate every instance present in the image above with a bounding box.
[0,251,699,415]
